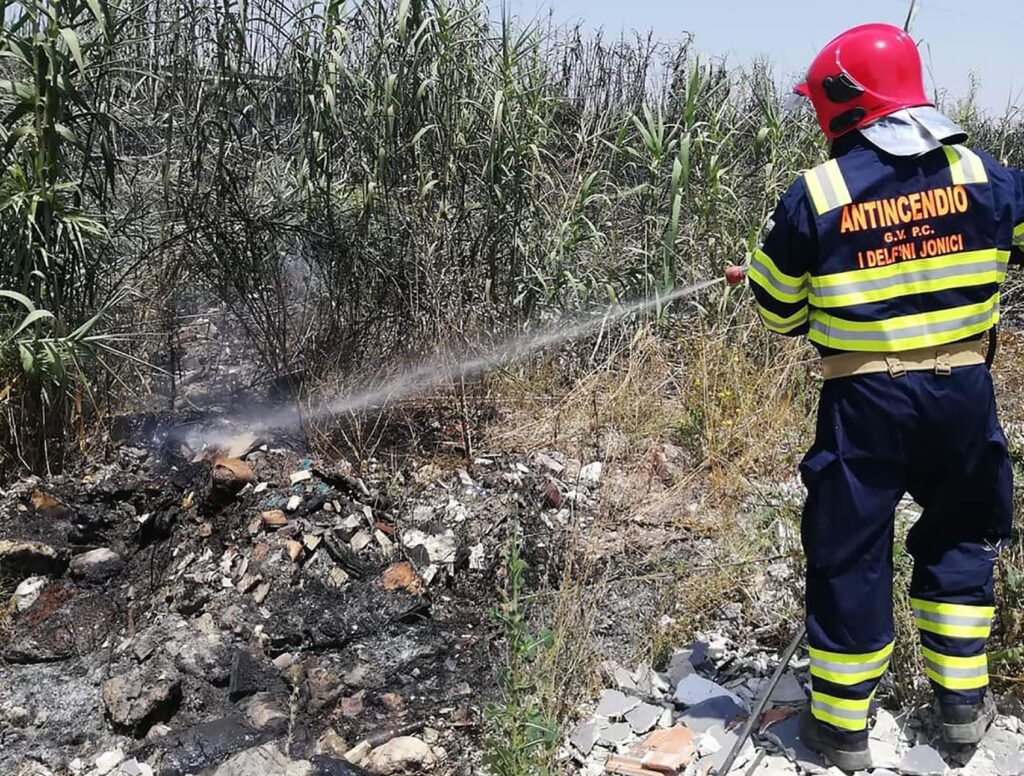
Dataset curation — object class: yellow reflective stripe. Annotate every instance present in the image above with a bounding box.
[921,648,988,669]
[823,160,853,207]
[1014,222,1024,247]
[911,599,995,618]
[925,667,989,690]
[808,250,1008,308]
[758,305,808,334]
[810,663,889,686]
[944,145,988,185]
[808,294,999,352]
[808,643,894,665]
[808,642,893,686]
[922,647,989,690]
[811,691,872,732]
[912,598,994,639]
[916,619,993,638]
[997,251,1010,282]
[748,248,808,304]
[803,160,852,215]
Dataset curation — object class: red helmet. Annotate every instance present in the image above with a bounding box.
[795,23,931,141]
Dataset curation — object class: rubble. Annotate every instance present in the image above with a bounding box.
[596,689,642,719]
[364,736,438,774]
[899,744,948,775]
[69,547,124,583]
[579,461,603,487]
[208,743,313,776]
[12,575,46,610]
[101,663,182,735]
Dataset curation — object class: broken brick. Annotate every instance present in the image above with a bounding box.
[378,561,425,596]
[261,510,288,529]
[606,724,696,776]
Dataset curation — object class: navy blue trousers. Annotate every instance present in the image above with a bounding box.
[801,365,1012,738]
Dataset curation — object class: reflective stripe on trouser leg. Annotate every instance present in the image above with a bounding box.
[910,599,994,639]
[811,690,873,732]
[912,599,993,699]
[809,642,893,686]
[921,647,989,691]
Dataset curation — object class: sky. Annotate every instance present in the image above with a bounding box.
[497,0,1024,114]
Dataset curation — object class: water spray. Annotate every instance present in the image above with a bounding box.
[182,269,746,452]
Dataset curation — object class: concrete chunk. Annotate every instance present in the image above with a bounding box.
[598,722,633,747]
[673,674,744,709]
[679,695,746,734]
[625,702,662,735]
[570,720,602,756]
[595,689,640,720]
[899,744,948,775]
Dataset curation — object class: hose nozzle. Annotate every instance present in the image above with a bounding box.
[725,265,747,286]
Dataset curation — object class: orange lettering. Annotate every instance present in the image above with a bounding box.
[953,185,969,212]
[897,196,912,222]
[920,189,937,219]
[841,206,855,234]
[864,202,879,229]
[882,199,900,228]
[909,192,923,221]
[852,204,868,231]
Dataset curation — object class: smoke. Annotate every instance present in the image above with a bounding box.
[181,276,727,451]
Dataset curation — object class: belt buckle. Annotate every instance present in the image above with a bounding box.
[935,352,952,376]
[885,355,906,378]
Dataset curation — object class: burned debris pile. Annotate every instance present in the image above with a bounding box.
[0,434,576,776]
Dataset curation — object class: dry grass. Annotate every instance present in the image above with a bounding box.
[478,317,1024,731]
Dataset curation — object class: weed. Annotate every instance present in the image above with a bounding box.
[484,511,559,776]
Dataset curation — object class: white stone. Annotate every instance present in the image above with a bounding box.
[578,462,603,486]
[286,495,302,512]
[365,736,438,775]
[210,743,313,776]
[93,750,124,776]
[535,453,564,474]
[289,470,313,485]
[350,531,373,552]
[411,505,435,523]
[13,576,46,611]
[119,759,154,776]
[696,730,722,756]
[401,528,457,564]
[468,543,486,571]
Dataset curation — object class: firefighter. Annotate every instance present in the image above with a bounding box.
[748,23,1017,772]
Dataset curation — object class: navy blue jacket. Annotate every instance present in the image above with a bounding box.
[750,135,1024,354]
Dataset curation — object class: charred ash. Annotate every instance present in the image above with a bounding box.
[0,418,563,776]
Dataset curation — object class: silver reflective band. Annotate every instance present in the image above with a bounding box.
[810,306,996,343]
[913,609,993,629]
[810,655,890,675]
[750,254,805,297]
[922,658,987,679]
[815,170,844,210]
[811,699,866,721]
[945,145,988,184]
[811,255,1002,302]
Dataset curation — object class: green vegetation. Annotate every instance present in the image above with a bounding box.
[484,513,559,776]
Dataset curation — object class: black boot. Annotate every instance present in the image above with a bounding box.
[940,696,995,745]
[799,710,872,773]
